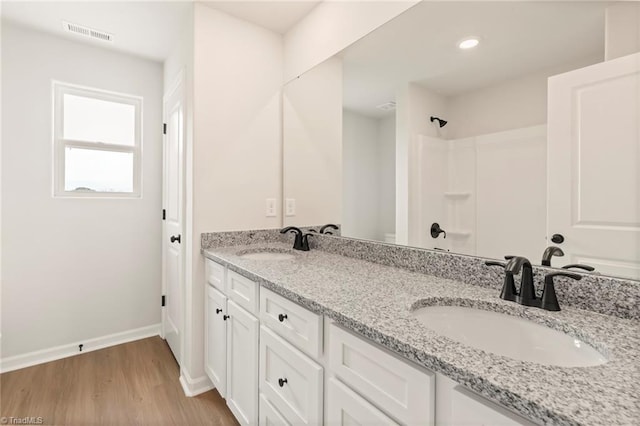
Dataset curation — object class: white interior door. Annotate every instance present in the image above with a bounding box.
[548,52,640,279]
[162,73,185,363]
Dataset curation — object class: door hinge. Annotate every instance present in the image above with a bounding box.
[161,295,166,307]
[163,123,167,134]
[162,209,166,220]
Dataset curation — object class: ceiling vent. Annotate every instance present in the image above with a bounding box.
[376,101,397,111]
[62,21,113,43]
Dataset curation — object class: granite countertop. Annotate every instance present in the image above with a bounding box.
[203,243,640,426]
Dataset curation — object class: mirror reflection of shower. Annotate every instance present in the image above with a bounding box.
[430,116,448,127]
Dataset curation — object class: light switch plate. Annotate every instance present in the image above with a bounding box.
[285,198,296,216]
[266,198,277,217]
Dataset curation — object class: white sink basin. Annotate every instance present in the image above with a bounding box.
[412,305,607,367]
[238,250,296,261]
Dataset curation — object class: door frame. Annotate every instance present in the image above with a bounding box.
[161,69,186,365]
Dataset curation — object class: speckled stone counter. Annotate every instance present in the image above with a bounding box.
[203,242,640,426]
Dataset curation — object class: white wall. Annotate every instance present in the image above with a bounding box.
[283,56,342,228]
[283,0,419,81]
[342,110,380,240]
[377,115,396,239]
[186,3,283,380]
[1,22,163,359]
[605,2,640,60]
[342,110,396,242]
[445,54,602,140]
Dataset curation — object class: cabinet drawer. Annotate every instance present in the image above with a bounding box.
[259,326,323,426]
[260,287,322,359]
[452,386,537,426]
[327,377,399,425]
[227,270,259,315]
[206,259,225,292]
[329,323,435,425]
[259,393,290,426]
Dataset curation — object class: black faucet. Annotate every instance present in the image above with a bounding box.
[541,271,582,311]
[541,246,564,266]
[487,256,584,311]
[505,256,537,307]
[280,226,312,251]
[319,224,339,235]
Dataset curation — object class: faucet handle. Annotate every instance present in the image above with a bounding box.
[545,271,582,280]
[562,264,595,272]
[485,261,517,301]
[541,271,582,311]
[319,224,339,234]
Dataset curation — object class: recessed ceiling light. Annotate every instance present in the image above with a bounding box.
[458,37,480,50]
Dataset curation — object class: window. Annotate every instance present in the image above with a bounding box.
[53,82,142,197]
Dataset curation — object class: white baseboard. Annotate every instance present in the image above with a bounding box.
[0,323,161,373]
[179,368,214,397]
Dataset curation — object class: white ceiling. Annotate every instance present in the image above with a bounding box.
[202,0,320,34]
[0,1,318,61]
[1,1,193,62]
[340,1,608,118]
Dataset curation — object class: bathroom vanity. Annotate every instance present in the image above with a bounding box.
[201,230,639,426]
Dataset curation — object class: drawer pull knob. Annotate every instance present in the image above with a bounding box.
[278,378,288,387]
[223,315,230,321]
[216,308,222,314]
[278,313,288,322]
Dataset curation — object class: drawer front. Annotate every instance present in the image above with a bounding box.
[259,393,290,426]
[329,323,435,425]
[227,270,259,315]
[452,386,537,426]
[327,377,399,426]
[260,287,322,359]
[259,326,323,426]
[206,259,226,292]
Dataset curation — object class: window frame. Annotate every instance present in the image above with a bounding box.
[52,81,143,198]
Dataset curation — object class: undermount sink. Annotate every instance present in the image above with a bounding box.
[237,248,296,261]
[412,305,607,367]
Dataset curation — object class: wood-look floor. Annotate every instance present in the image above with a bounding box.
[0,336,239,425]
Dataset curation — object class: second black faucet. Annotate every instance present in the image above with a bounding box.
[280,227,313,251]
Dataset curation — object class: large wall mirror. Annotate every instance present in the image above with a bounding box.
[283,1,640,280]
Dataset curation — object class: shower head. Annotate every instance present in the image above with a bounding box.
[430,116,448,128]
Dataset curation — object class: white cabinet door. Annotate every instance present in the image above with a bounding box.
[327,377,399,426]
[259,393,290,426]
[226,299,259,426]
[260,326,323,426]
[329,324,435,426]
[451,386,537,426]
[548,52,640,279]
[205,285,227,397]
